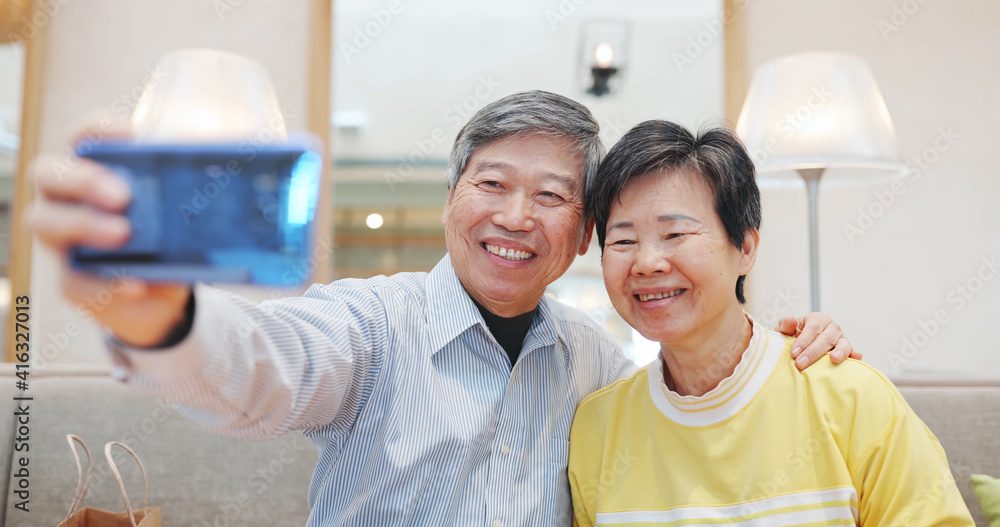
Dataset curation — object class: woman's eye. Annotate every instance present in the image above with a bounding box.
[666,233,685,240]
[609,239,635,246]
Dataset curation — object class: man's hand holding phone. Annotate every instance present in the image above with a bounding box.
[26,116,194,348]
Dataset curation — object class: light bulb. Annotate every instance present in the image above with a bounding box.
[366,213,384,229]
[594,43,614,69]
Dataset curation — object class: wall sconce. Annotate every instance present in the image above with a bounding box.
[588,43,618,96]
[580,21,628,97]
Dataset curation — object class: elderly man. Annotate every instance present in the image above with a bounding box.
[27,91,852,526]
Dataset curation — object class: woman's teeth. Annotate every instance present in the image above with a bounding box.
[485,244,533,261]
[638,290,683,302]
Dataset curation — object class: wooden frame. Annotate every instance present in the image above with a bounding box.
[4,4,47,362]
[309,0,333,286]
[723,0,748,126]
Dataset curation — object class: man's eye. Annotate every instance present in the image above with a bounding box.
[481,180,501,188]
[538,191,564,202]
[666,233,685,240]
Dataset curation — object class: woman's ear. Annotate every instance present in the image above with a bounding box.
[739,228,760,275]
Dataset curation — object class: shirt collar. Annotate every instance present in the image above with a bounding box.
[426,254,562,356]
[523,294,560,355]
[646,313,787,427]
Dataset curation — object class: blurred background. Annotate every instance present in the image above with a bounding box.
[1,0,997,377]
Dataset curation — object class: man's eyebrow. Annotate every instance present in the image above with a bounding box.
[543,172,581,193]
[471,161,514,174]
[659,214,701,224]
[470,161,581,193]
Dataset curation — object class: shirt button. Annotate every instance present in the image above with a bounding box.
[493,520,503,527]
[501,445,510,455]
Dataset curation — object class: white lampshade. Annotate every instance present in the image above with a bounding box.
[736,52,902,177]
[131,49,287,143]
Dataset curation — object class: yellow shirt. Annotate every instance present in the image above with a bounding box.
[568,320,973,526]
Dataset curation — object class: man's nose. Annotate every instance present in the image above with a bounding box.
[631,242,672,276]
[492,192,535,232]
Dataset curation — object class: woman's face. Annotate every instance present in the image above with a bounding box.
[601,168,757,348]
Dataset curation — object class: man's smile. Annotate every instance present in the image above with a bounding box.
[482,242,536,261]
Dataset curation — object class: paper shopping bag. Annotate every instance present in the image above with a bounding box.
[58,435,162,527]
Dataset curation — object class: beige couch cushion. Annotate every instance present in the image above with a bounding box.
[2,376,317,526]
[897,380,1000,526]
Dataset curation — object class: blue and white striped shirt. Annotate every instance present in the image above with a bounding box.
[113,255,635,526]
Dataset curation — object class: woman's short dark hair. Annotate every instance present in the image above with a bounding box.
[589,120,761,303]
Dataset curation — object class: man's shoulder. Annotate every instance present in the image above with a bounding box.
[544,297,619,349]
[543,299,636,384]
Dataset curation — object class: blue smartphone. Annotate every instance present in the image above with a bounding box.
[70,137,324,287]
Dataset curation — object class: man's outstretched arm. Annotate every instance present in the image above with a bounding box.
[25,113,384,440]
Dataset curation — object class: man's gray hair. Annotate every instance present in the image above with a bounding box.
[445,90,604,200]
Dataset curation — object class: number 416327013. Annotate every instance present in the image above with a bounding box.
[14,295,29,383]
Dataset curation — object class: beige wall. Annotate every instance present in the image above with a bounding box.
[742,0,1000,377]
[25,0,727,367]
[332,0,725,174]
[0,44,23,176]
[26,0,996,376]
[28,0,326,369]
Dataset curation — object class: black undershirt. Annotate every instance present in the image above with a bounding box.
[472,299,538,367]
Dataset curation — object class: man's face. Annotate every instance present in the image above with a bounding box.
[442,133,593,317]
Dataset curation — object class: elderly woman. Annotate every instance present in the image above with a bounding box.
[568,120,973,526]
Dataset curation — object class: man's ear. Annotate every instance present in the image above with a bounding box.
[578,217,595,256]
[441,188,453,226]
[739,228,760,275]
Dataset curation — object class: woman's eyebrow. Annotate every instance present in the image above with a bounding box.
[658,214,701,224]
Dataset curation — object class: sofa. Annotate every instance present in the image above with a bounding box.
[0,369,318,526]
[1,368,998,526]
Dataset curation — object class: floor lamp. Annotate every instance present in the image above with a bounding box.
[736,53,903,311]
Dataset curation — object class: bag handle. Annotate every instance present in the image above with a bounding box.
[104,441,150,527]
[65,434,94,520]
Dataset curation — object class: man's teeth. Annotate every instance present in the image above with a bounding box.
[485,244,533,261]
[638,290,683,302]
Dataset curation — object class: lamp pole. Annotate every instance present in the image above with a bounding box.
[797,168,826,312]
